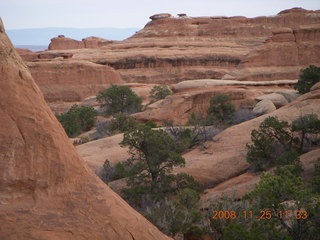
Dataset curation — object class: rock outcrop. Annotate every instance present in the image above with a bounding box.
[0,18,170,240]
[49,35,85,50]
[48,35,115,50]
[13,8,319,109]
[19,8,320,86]
[27,60,123,102]
[200,147,320,206]
[252,99,276,115]
[134,80,296,124]
[175,86,320,186]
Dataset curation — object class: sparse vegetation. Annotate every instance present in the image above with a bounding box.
[106,125,205,238]
[108,113,139,134]
[150,85,172,101]
[96,84,142,116]
[56,104,98,137]
[246,115,320,172]
[295,65,320,94]
[206,93,235,126]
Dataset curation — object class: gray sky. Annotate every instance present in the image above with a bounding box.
[1,0,319,30]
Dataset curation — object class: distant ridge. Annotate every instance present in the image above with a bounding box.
[7,27,140,46]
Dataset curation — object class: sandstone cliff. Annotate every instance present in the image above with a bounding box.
[0,18,170,240]
[27,60,123,102]
[17,8,320,104]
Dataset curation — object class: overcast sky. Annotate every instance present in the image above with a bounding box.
[1,0,319,30]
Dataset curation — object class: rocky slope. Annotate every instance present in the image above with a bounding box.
[0,18,170,240]
[133,79,297,125]
[176,86,320,187]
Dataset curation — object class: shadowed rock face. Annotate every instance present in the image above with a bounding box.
[0,19,171,240]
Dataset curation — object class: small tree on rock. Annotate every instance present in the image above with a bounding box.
[206,94,235,126]
[295,65,320,94]
[120,126,186,203]
[96,84,142,116]
[150,85,172,101]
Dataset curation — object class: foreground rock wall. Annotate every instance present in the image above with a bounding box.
[0,18,170,240]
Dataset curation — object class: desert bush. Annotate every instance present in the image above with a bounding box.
[206,94,235,126]
[166,126,217,153]
[101,160,131,183]
[144,120,158,128]
[56,104,98,137]
[120,125,185,204]
[96,84,142,116]
[108,113,139,134]
[247,114,320,172]
[295,65,320,94]
[150,85,172,101]
[292,113,320,152]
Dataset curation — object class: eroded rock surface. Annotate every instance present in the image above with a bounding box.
[0,19,170,240]
[176,86,320,186]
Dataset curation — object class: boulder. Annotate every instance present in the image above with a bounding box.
[275,89,299,102]
[0,19,170,240]
[253,99,277,115]
[255,93,289,108]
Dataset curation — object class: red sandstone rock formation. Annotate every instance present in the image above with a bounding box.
[15,8,320,107]
[176,86,320,186]
[48,35,85,50]
[48,35,115,50]
[133,79,297,125]
[37,8,318,84]
[27,60,123,102]
[0,18,170,240]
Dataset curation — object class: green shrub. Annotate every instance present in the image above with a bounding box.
[150,85,172,101]
[295,65,320,94]
[56,104,98,137]
[144,120,158,128]
[206,94,235,125]
[108,113,139,134]
[246,115,320,172]
[120,126,185,203]
[96,84,142,116]
[101,160,131,182]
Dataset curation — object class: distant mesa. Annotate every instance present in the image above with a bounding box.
[149,13,172,21]
[48,35,115,50]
